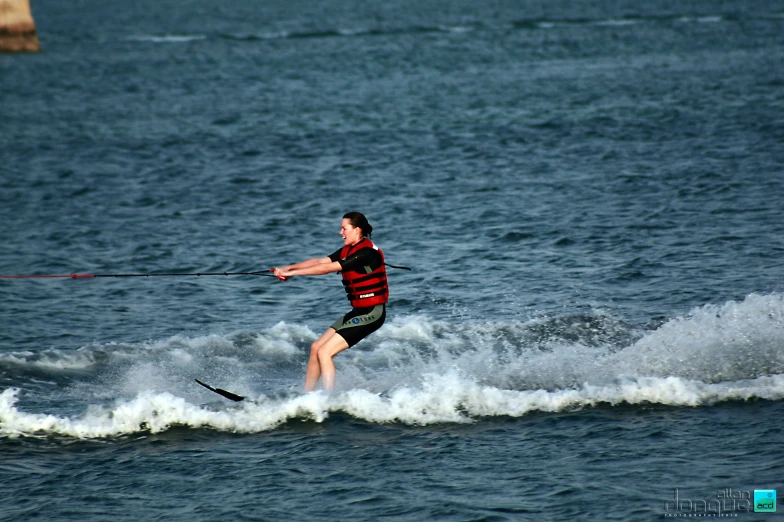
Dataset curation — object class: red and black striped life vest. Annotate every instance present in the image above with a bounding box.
[340,238,389,308]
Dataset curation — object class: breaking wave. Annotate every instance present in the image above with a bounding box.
[1,293,783,439]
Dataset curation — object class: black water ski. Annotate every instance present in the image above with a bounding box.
[195,379,245,402]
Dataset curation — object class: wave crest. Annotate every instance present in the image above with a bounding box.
[2,293,783,439]
[2,372,782,439]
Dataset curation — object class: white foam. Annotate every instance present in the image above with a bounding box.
[613,293,784,381]
[2,371,783,439]
[3,323,311,374]
[593,19,641,27]
[677,16,723,24]
[437,26,473,33]
[0,347,98,370]
[3,294,783,439]
[128,35,207,43]
[0,388,319,438]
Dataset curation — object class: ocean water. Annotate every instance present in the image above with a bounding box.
[1,0,783,520]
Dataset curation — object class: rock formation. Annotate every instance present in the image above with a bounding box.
[0,0,39,52]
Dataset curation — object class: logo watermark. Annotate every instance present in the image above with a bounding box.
[663,488,777,517]
[754,490,776,513]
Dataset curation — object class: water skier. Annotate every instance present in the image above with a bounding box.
[273,212,388,392]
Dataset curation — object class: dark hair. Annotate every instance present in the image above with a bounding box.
[343,212,373,238]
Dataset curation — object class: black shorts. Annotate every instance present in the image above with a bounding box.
[330,304,386,348]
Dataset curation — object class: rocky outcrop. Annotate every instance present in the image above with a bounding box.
[0,0,39,52]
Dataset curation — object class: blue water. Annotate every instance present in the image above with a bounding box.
[1,0,783,520]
